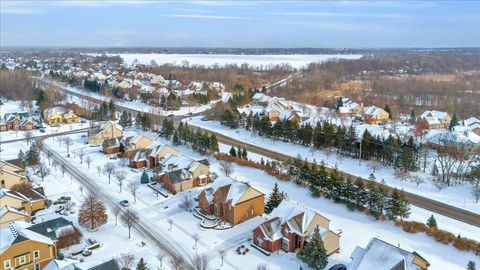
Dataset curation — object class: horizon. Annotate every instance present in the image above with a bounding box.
[1,0,479,48]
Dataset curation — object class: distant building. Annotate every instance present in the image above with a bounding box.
[348,237,430,270]
[419,110,451,129]
[362,106,389,125]
[43,107,79,126]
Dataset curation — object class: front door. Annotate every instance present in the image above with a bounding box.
[282,237,289,252]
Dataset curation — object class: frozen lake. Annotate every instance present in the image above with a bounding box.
[101,53,363,69]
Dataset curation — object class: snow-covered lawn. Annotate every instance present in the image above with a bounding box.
[186,117,480,215]
[93,53,363,69]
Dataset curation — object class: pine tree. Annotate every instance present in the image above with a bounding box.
[299,226,328,270]
[136,258,149,270]
[241,147,248,159]
[229,146,237,157]
[119,111,128,127]
[449,113,459,131]
[140,171,149,184]
[409,109,416,124]
[172,131,180,146]
[135,112,143,128]
[108,99,116,119]
[467,260,476,270]
[384,104,392,119]
[25,145,40,166]
[209,134,219,152]
[386,188,410,221]
[265,183,283,214]
[426,215,437,228]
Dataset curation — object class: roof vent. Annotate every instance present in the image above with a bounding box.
[8,223,18,238]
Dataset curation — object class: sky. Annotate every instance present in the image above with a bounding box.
[1,0,479,48]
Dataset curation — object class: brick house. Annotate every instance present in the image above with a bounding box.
[157,157,209,193]
[252,200,340,255]
[198,177,265,226]
[102,138,121,155]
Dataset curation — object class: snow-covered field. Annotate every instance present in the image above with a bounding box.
[186,117,480,215]
[100,53,363,69]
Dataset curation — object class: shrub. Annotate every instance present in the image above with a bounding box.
[396,220,427,233]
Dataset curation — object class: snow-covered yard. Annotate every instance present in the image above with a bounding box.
[186,117,480,215]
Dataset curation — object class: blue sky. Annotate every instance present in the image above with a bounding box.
[1,1,479,48]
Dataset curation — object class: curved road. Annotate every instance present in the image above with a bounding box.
[36,78,480,228]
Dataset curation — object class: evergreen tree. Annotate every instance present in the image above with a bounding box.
[172,131,180,146]
[265,183,283,214]
[354,178,367,210]
[241,147,248,159]
[335,97,344,112]
[209,134,219,152]
[119,111,129,127]
[409,109,416,124]
[229,146,237,157]
[25,145,40,166]
[467,260,476,270]
[141,113,151,130]
[127,112,133,127]
[449,113,459,131]
[386,188,410,221]
[108,99,116,119]
[426,215,437,228]
[384,104,392,119]
[299,226,328,270]
[135,112,143,128]
[119,142,125,154]
[140,171,149,184]
[136,258,149,270]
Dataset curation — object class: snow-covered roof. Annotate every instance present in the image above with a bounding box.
[348,238,425,270]
[44,259,80,270]
[0,205,29,218]
[363,106,385,117]
[429,130,480,145]
[1,222,54,253]
[420,110,448,119]
[203,177,263,206]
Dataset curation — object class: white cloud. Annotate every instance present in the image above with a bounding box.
[187,1,261,6]
[166,14,245,20]
[0,1,43,14]
[278,11,408,19]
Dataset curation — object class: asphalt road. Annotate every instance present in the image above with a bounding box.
[37,78,480,228]
[37,139,196,269]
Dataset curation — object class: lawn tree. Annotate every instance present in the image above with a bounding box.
[265,183,283,214]
[167,218,173,231]
[121,209,138,239]
[23,130,34,145]
[136,258,148,270]
[156,252,166,269]
[77,148,85,163]
[193,233,200,249]
[257,264,269,270]
[219,249,227,266]
[426,215,437,228]
[369,159,380,173]
[112,204,121,226]
[179,195,193,212]
[116,252,136,270]
[85,155,92,168]
[409,175,425,187]
[56,136,64,147]
[191,253,210,270]
[61,164,66,177]
[128,181,139,203]
[103,162,116,184]
[140,171,149,184]
[115,170,127,193]
[45,151,52,165]
[78,192,108,230]
[435,145,460,187]
[472,186,480,204]
[63,136,73,155]
[299,226,328,270]
[219,160,233,177]
[36,162,51,182]
[169,258,185,270]
[229,146,237,157]
[96,165,102,177]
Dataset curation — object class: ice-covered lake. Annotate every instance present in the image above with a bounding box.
[101,53,363,69]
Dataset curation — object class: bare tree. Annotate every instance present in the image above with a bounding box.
[85,155,92,168]
[219,160,233,177]
[179,195,193,212]
[45,151,52,165]
[78,192,108,230]
[121,209,138,239]
[23,130,34,146]
[96,165,102,177]
[193,233,200,249]
[63,136,73,155]
[103,162,116,184]
[77,148,86,164]
[116,252,136,270]
[120,157,129,168]
[170,257,185,270]
[127,181,139,203]
[112,204,121,226]
[56,136,64,148]
[257,264,270,270]
[219,249,227,266]
[435,146,459,187]
[190,253,210,270]
[167,218,173,231]
[369,159,380,173]
[36,162,51,182]
[115,170,127,193]
[410,175,425,187]
[472,185,480,203]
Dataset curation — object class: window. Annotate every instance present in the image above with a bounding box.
[35,263,40,270]
[33,250,40,259]
[19,255,26,265]
[4,260,11,269]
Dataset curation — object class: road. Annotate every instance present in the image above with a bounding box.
[37,77,480,227]
[37,139,196,269]
[0,127,91,144]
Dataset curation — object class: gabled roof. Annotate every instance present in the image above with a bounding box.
[45,259,81,270]
[88,259,120,270]
[203,177,264,207]
[363,106,386,117]
[164,169,192,184]
[348,238,427,270]
[0,205,29,218]
[27,217,74,241]
[1,221,54,253]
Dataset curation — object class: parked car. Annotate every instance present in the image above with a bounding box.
[88,238,98,245]
[168,114,174,117]
[80,120,86,123]
[120,200,130,207]
[329,264,347,270]
[39,129,46,133]
[81,134,86,138]
[186,112,193,116]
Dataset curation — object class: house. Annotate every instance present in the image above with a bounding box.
[157,156,209,193]
[464,117,480,136]
[131,142,180,169]
[2,112,33,131]
[43,107,79,126]
[0,206,30,227]
[0,187,48,216]
[198,177,265,226]
[88,259,120,270]
[251,93,272,106]
[123,134,154,157]
[337,98,363,117]
[19,118,35,131]
[0,222,56,270]
[87,121,123,145]
[0,167,28,189]
[0,160,25,175]
[420,110,451,129]
[252,200,340,255]
[102,138,121,155]
[27,217,75,242]
[44,259,81,270]
[348,237,430,270]
[362,106,389,125]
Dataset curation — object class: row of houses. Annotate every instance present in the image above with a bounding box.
[0,112,37,132]
[42,107,79,126]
